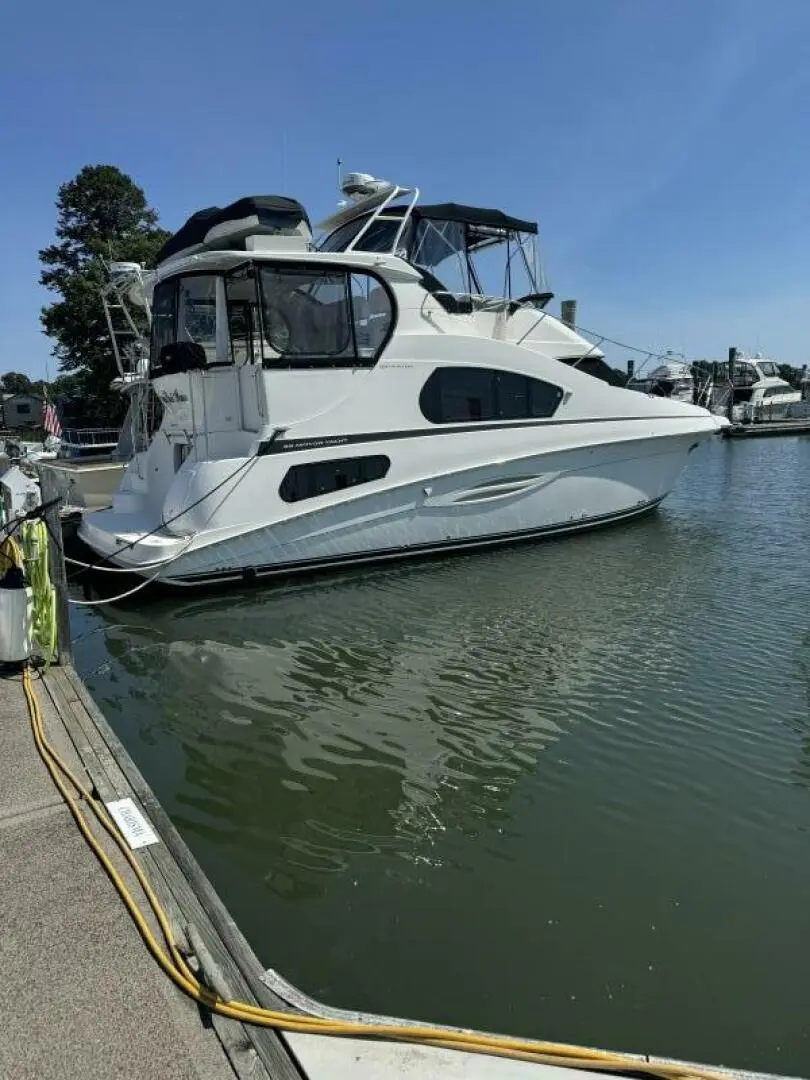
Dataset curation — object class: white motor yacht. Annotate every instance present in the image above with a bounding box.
[79,175,726,586]
[725,354,801,421]
[703,352,801,421]
[628,352,694,403]
[40,262,157,510]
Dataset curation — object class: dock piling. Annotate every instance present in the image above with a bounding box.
[560,299,577,328]
[727,346,737,423]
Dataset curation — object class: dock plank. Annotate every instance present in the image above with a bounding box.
[43,665,304,1080]
[723,418,810,438]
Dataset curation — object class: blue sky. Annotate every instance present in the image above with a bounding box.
[2,0,810,378]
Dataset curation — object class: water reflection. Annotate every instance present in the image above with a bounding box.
[89,519,698,896]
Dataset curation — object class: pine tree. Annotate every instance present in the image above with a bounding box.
[39,165,170,417]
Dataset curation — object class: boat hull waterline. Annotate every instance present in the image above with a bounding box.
[79,423,716,586]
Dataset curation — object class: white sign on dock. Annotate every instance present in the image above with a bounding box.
[106,798,160,850]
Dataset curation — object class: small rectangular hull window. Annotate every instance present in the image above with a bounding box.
[280,456,391,503]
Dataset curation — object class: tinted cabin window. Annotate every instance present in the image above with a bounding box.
[557,356,627,387]
[178,276,218,363]
[279,455,391,503]
[258,266,392,367]
[226,265,261,364]
[419,367,564,424]
[150,280,177,375]
[150,274,222,374]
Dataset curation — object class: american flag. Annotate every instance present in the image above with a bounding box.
[43,398,62,438]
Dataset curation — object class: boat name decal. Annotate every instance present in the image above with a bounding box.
[158,389,189,404]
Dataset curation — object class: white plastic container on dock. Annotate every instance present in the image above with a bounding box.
[0,586,32,663]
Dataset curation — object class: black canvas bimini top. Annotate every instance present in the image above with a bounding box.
[384,202,537,235]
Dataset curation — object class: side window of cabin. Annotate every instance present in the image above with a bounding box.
[177,275,218,364]
[151,275,232,374]
[257,266,392,367]
[150,280,176,376]
[259,266,352,361]
[351,274,392,358]
[420,367,564,424]
[421,367,496,422]
[226,266,259,364]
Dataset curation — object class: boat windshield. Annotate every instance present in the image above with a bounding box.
[757,361,779,377]
[321,205,544,302]
[320,215,408,256]
[731,362,757,386]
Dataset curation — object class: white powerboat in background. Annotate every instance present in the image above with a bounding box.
[628,351,694,403]
[40,263,157,510]
[79,174,725,586]
[704,353,801,422]
[43,427,129,510]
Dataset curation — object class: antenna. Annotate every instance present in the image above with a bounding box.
[335,158,349,209]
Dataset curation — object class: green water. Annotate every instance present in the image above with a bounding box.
[73,436,810,1075]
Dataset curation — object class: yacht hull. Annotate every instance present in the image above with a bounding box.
[79,423,713,587]
[171,496,665,586]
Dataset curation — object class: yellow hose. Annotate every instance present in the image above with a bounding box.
[20,521,57,665]
[0,532,23,576]
[21,666,727,1079]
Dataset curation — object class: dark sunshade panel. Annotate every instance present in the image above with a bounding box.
[157,196,311,263]
[414,202,537,235]
[380,202,537,235]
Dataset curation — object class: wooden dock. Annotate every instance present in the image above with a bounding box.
[0,661,304,1080]
[723,417,810,439]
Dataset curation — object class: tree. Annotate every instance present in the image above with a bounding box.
[1,372,37,396]
[778,363,803,388]
[39,165,170,416]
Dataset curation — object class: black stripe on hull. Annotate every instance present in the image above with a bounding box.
[162,495,666,588]
[257,416,692,456]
